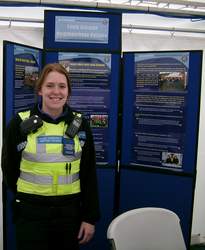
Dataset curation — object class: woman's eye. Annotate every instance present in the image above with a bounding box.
[46,84,53,88]
[45,83,67,89]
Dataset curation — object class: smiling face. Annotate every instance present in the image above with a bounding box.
[38,71,69,118]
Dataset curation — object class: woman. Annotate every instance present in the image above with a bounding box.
[2,63,100,250]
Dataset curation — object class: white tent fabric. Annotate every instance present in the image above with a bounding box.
[1,0,205,16]
[0,7,205,249]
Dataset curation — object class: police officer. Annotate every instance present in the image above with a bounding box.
[2,63,100,250]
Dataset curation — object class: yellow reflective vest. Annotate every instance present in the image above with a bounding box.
[17,111,82,196]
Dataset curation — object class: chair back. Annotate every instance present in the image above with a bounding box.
[107,207,186,250]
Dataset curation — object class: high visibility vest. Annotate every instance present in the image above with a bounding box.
[17,110,82,196]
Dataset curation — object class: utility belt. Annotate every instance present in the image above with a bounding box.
[16,192,81,206]
[13,193,81,222]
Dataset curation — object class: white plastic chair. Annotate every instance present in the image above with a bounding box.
[107,207,186,250]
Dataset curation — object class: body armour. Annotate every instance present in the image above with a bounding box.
[17,110,82,196]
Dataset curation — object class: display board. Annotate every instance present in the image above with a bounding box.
[121,51,202,174]
[3,41,42,250]
[119,169,194,248]
[44,10,122,52]
[3,9,122,250]
[45,51,120,166]
[3,41,42,123]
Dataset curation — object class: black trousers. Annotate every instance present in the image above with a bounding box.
[14,198,81,250]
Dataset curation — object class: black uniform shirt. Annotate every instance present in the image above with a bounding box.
[1,104,100,224]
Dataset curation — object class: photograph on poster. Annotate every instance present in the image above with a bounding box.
[90,114,109,128]
[158,71,187,91]
[24,66,39,87]
[161,152,183,168]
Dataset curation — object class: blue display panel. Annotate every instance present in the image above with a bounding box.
[81,168,115,250]
[3,41,43,123]
[119,169,194,248]
[44,10,121,52]
[45,52,120,166]
[121,51,202,174]
[3,41,42,250]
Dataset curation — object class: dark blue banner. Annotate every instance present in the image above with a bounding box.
[4,41,42,125]
[121,51,202,174]
[44,10,122,52]
[45,52,120,166]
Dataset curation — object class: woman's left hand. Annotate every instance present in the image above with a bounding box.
[78,221,95,244]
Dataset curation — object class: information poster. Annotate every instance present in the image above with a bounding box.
[55,16,109,44]
[44,10,121,52]
[3,42,42,125]
[13,44,41,114]
[133,52,188,169]
[121,51,202,172]
[45,52,120,165]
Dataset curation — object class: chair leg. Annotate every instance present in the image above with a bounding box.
[108,239,117,250]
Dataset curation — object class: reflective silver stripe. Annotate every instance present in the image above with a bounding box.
[20,171,80,185]
[22,151,82,163]
[20,171,53,184]
[36,134,61,154]
[58,172,79,184]
[37,140,47,153]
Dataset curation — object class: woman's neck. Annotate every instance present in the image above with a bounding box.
[41,108,63,120]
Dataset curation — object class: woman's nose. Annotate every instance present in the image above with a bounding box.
[52,86,60,93]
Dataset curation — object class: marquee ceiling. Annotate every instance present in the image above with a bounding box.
[0,0,205,36]
[0,0,205,15]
